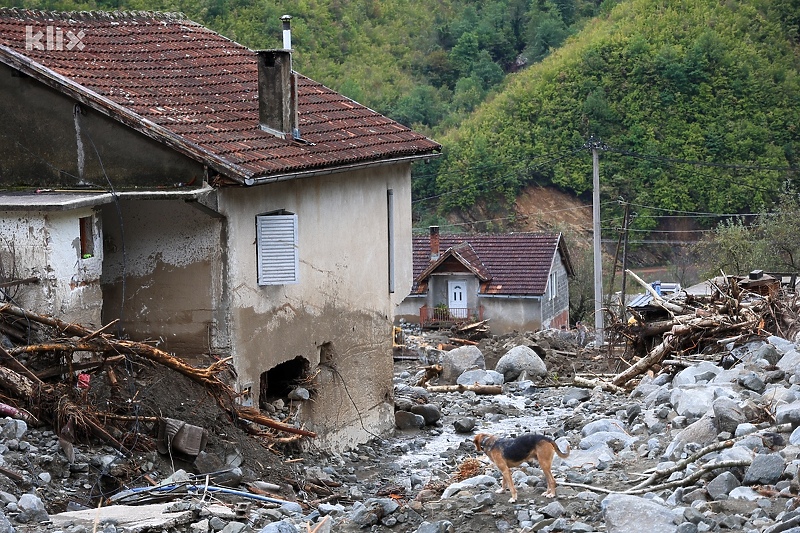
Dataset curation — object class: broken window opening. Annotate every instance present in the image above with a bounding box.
[258,355,310,408]
[79,215,94,259]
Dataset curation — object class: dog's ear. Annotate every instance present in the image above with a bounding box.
[473,434,483,451]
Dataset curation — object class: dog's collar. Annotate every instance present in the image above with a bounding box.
[479,435,491,450]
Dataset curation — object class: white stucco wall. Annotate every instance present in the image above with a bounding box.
[0,208,103,326]
[219,164,412,450]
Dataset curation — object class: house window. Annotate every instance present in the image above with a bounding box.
[548,271,558,300]
[79,216,94,259]
[256,212,298,285]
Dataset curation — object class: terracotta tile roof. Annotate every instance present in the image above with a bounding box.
[411,232,573,296]
[0,9,441,183]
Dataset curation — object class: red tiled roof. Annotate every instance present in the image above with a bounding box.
[0,9,441,183]
[411,233,573,296]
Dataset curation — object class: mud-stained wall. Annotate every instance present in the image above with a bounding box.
[0,63,204,188]
[480,297,543,334]
[100,198,225,355]
[0,207,103,326]
[219,164,412,450]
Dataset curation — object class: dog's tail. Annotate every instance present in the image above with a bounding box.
[552,440,571,458]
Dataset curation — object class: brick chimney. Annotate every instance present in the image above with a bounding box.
[256,16,298,140]
[430,226,440,261]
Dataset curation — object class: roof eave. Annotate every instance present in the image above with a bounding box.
[242,151,441,186]
[0,45,252,184]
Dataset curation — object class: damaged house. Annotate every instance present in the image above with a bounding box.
[0,9,440,450]
[396,227,574,333]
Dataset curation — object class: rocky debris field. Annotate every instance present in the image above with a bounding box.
[0,323,800,533]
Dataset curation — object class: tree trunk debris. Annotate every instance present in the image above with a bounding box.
[593,271,800,391]
[0,302,316,460]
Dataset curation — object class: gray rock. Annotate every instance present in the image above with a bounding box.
[414,521,454,533]
[673,362,721,387]
[410,404,442,425]
[453,418,475,433]
[737,371,766,393]
[743,453,785,485]
[395,411,425,430]
[495,345,547,381]
[287,387,309,401]
[602,493,680,533]
[663,414,718,460]
[220,522,249,533]
[706,471,740,500]
[712,397,745,434]
[15,493,48,524]
[670,385,718,419]
[581,418,628,437]
[756,343,782,365]
[778,349,800,373]
[0,420,27,441]
[456,369,504,386]
[541,500,564,517]
[561,388,591,405]
[440,346,485,384]
[579,431,637,451]
[776,401,800,426]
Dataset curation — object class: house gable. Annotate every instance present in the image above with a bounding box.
[415,242,490,287]
[0,8,441,187]
[0,61,205,188]
[411,231,571,297]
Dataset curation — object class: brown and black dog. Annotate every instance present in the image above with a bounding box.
[474,432,570,501]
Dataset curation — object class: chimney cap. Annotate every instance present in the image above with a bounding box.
[281,14,292,21]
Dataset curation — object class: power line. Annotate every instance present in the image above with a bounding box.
[603,144,799,173]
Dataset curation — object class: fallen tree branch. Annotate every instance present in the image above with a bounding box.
[629,423,792,492]
[572,376,626,394]
[425,384,502,394]
[625,459,752,495]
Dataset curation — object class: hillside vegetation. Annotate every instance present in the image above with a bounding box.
[426,0,800,233]
[2,0,607,135]
[3,0,799,238]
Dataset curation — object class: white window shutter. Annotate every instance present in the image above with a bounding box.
[256,214,298,285]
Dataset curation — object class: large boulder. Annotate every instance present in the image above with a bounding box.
[602,493,680,533]
[495,345,547,381]
[439,346,485,384]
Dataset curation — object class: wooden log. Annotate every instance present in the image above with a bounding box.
[425,384,502,394]
[573,376,626,394]
[0,345,44,386]
[236,408,317,438]
[612,325,686,387]
[0,365,40,398]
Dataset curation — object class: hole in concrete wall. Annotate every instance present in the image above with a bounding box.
[319,341,336,366]
[258,355,310,407]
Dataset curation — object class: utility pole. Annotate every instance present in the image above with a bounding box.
[620,200,632,321]
[590,138,604,346]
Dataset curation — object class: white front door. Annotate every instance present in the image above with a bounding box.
[448,280,467,319]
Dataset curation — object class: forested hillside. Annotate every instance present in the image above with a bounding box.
[1,0,606,135]
[3,0,799,237]
[426,0,800,234]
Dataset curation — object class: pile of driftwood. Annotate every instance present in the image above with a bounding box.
[0,303,315,459]
[601,270,800,390]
